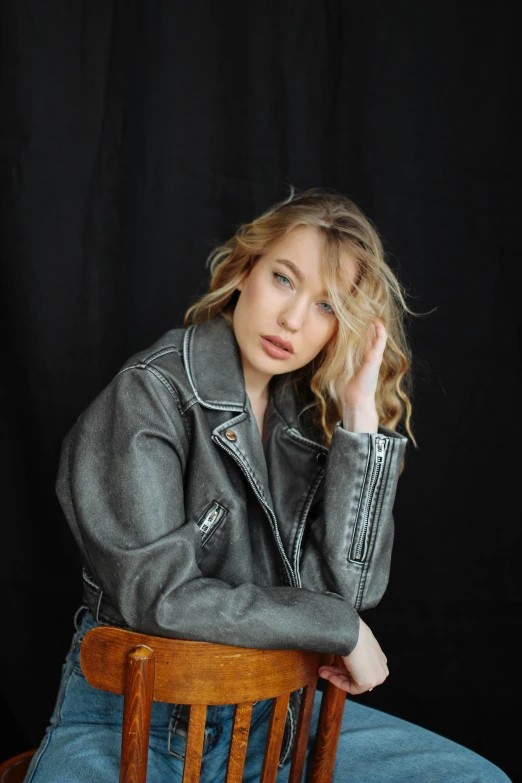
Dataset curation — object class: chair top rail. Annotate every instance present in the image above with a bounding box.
[80,626,331,704]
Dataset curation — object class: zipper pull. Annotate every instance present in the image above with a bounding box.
[375,435,387,465]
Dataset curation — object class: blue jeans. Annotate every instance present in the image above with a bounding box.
[25,608,511,783]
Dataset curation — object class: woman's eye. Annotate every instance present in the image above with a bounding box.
[274,272,291,287]
[319,302,335,315]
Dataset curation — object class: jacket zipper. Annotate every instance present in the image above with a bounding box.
[211,434,297,586]
[350,435,388,562]
[198,501,228,544]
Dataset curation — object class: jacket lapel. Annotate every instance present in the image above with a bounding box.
[182,314,327,521]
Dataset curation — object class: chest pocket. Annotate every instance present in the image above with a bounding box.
[197,500,229,545]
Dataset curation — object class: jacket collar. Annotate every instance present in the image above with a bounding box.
[183,314,327,521]
[183,313,301,428]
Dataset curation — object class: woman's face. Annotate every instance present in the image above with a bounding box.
[233,225,358,396]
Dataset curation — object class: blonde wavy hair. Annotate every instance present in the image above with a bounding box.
[184,186,421,469]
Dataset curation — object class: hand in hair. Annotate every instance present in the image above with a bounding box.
[317,617,389,695]
[335,318,388,411]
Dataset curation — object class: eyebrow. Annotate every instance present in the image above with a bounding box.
[274,258,329,298]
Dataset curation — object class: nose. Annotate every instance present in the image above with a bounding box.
[278,298,308,333]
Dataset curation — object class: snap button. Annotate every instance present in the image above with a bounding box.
[225,429,237,441]
[316,452,326,465]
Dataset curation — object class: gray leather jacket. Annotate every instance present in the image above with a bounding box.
[55,313,408,763]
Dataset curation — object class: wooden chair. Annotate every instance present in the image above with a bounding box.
[0,626,348,783]
[0,750,37,783]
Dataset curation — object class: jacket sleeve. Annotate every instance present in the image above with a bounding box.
[298,423,409,611]
[55,366,361,656]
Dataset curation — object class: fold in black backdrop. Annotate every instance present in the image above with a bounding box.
[1,1,520,779]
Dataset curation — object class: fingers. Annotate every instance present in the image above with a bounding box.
[318,667,352,685]
[360,319,387,367]
[318,671,381,695]
[318,665,388,695]
[318,665,348,677]
[368,318,387,353]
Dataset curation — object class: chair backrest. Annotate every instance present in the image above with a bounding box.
[80,625,347,783]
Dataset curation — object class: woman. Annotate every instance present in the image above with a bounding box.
[25,187,510,782]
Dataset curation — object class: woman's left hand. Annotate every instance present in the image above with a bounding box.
[335,318,388,409]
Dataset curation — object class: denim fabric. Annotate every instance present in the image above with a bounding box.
[24,609,511,783]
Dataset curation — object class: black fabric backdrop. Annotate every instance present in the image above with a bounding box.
[1,1,520,779]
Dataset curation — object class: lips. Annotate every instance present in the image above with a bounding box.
[260,336,294,360]
[261,335,294,354]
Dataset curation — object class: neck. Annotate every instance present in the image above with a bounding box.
[242,367,272,406]
[246,386,270,407]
